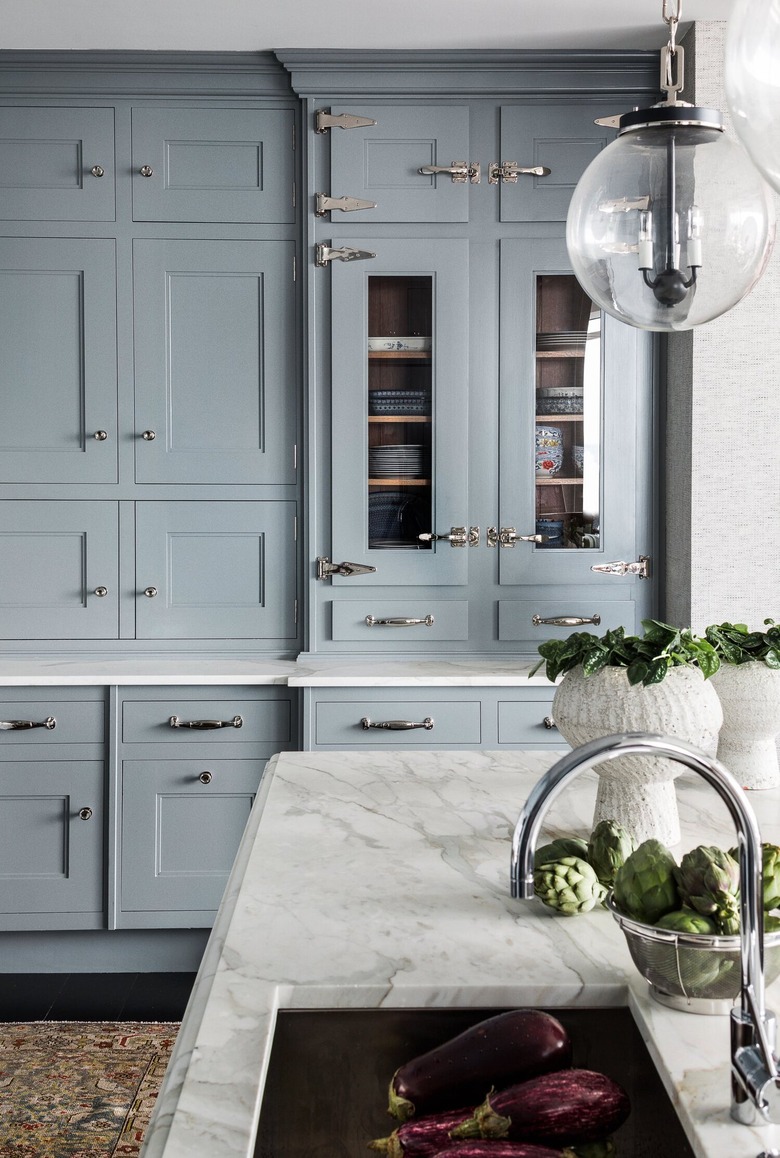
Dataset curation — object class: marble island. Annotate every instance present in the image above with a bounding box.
[140,748,780,1158]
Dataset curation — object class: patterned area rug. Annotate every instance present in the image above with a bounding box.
[0,1021,178,1158]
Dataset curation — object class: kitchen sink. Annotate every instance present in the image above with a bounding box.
[255,1006,694,1157]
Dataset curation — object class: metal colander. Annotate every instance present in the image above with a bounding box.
[606,894,780,1014]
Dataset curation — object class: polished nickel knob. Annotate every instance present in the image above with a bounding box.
[198,771,213,784]
[141,430,156,441]
[93,586,108,597]
[543,716,557,730]
[93,430,108,441]
[139,165,154,177]
[90,165,105,177]
[144,587,158,598]
[78,807,93,820]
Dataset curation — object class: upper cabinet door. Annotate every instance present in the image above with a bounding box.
[0,238,118,484]
[326,105,472,223]
[133,239,296,485]
[329,237,469,587]
[131,107,295,223]
[498,104,615,221]
[0,106,115,221]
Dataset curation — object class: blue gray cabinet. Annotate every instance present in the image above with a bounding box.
[133,239,296,485]
[0,237,118,484]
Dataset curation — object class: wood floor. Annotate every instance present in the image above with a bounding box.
[0,973,196,1021]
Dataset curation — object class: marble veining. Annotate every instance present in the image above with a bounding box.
[140,748,780,1158]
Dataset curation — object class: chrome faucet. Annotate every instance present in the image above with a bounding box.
[510,732,780,1126]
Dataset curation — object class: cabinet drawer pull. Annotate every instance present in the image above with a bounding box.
[0,716,56,731]
[78,806,93,820]
[365,615,434,627]
[169,715,243,730]
[417,161,481,184]
[532,614,601,628]
[360,716,434,731]
[198,771,213,784]
[543,716,557,730]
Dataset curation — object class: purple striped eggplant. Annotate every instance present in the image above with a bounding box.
[369,1107,472,1158]
[388,1010,572,1120]
[429,1144,577,1158]
[449,1069,630,1146]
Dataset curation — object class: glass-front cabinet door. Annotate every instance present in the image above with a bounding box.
[498,237,652,593]
[329,238,469,586]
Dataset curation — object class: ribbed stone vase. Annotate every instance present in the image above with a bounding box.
[552,665,723,846]
[712,664,780,790]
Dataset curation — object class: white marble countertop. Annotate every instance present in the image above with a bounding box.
[287,658,553,686]
[140,748,780,1158]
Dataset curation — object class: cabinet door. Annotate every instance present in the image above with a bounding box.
[327,105,471,222]
[120,758,263,915]
[0,106,115,221]
[0,238,118,483]
[0,502,118,639]
[131,107,295,223]
[498,104,614,222]
[497,237,654,623]
[330,238,469,586]
[135,501,297,640]
[0,759,104,917]
[133,240,296,485]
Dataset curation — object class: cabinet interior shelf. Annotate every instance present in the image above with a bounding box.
[368,416,431,424]
[535,414,583,423]
[368,478,430,486]
[368,351,432,360]
[535,350,586,359]
[536,477,583,486]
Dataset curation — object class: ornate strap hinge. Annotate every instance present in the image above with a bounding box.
[315,109,377,133]
[590,555,651,579]
[315,193,377,216]
[316,244,376,267]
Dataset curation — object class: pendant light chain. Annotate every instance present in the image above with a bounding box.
[661,0,684,103]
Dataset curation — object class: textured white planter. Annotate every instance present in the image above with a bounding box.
[552,665,723,846]
[712,663,780,790]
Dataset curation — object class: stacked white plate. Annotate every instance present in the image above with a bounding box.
[536,330,588,350]
[368,444,426,478]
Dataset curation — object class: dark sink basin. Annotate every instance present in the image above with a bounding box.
[255,1006,694,1157]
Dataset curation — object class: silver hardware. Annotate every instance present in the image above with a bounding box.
[365,615,434,627]
[169,715,243,730]
[141,429,156,441]
[488,162,551,184]
[139,165,154,177]
[315,193,377,216]
[487,526,547,547]
[0,716,56,731]
[532,614,602,628]
[590,555,651,579]
[360,716,434,731]
[315,109,377,133]
[93,586,108,597]
[598,195,651,213]
[144,586,158,598]
[78,806,93,820]
[417,161,481,184]
[316,557,377,580]
[543,716,557,730]
[90,165,104,177]
[93,430,108,441]
[198,771,213,784]
[511,731,780,1127]
[418,526,479,548]
[316,244,376,267]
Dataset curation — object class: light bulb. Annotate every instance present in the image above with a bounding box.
[726,0,780,193]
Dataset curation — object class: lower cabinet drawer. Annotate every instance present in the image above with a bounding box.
[315,698,481,746]
[0,698,104,744]
[498,600,637,643]
[498,699,561,745]
[331,600,468,642]
[122,696,291,744]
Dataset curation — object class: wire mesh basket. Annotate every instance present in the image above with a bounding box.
[606,894,780,1014]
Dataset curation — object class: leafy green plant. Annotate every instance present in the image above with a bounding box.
[704,620,780,668]
[529,618,721,687]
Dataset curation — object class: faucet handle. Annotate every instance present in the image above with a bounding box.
[732,1004,780,1124]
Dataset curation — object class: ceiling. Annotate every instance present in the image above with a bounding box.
[2,0,734,53]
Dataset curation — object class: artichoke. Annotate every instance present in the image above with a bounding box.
[674,845,740,935]
[534,837,590,869]
[655,909,718,934]
[766,913,780,933]
[613,839,680,925]
[588,819,637,886]
[762,844,780,911]
[533,855,608,915]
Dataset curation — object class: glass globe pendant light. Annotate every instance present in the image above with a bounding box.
[726,0,780,193]
[566,0,775,331]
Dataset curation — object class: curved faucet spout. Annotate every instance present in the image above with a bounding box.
[510,731,777,1126]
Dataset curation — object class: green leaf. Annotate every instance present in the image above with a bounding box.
[765,648,780,670]
[644,657,670,685]
[626,660,649,685]
[582,648,609,676]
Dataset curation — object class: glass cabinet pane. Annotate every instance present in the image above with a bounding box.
[367,275,433,550]
[534,275,601,550]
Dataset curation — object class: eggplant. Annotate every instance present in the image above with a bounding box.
[388,1010,572,1120]
[369,1107,471,1158]
[428,1145,577,1158]
[450,1069,630,1147]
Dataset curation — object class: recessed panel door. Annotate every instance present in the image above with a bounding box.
[133,240,296,485]
[327,105,471,222]
[131,107,295,223]
[135,501,297,640]
[0,238,118,483]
